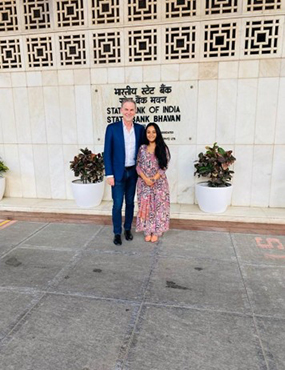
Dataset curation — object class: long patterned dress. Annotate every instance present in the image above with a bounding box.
[136,144,170,236]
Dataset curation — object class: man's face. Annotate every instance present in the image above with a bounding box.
[121,102,136,124]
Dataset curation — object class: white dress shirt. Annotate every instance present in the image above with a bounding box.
[123,123,136,167]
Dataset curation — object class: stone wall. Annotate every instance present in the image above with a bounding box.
[0,0,285,207]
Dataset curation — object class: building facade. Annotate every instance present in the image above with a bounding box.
[0,0,285,207]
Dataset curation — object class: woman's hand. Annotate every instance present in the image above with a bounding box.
[140,172,155,186]
[152,173,160,181]
[144,177,154,186]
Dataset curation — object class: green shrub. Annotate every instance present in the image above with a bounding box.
[70,148,104,184]
[0,158,9,177]
[194,143,236,187]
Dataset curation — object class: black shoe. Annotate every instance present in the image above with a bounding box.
[113,234,122,246]
[124,230,133,241]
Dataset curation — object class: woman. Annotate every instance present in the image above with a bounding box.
[136,123,170,242]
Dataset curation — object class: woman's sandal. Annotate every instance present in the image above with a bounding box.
[151,235,158,243]
[145,235,151,242]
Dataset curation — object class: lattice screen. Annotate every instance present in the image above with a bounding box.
[23,0,51,30]
[128,28,158,62]
[0,39,22,69]
[0,0,18,32]
[246,0,281,11]
[0,0,283,70]
[205,0,238,14]
[127,0,157,22]
[26,36,53,67]
[93,31,121,64]
[56,0,85,27]
[165,0,197,18]
[244,18,280,55]
[204,22,237,58]
[165,25,196,60]
[59,34,86,65]
[91,0,120,24]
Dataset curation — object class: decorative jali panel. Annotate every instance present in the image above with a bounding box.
[93,31,121,64]
[165,25,196,60]
[244,19,280,55]
[127,0,157,22]
[0,0,18,32]
[205,0,238,15]
[0,1,283,70]
[165,0,196,18]
[56,0,84,27]
[204,22,237,58]
[246,0,281,12]
[128,28,157,62]
[0,39,21,69]
[91,0,120,24]
[23,0,51,30]
[59,34,86,65]
[26,36,53,67]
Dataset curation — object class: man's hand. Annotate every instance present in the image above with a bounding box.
[107,177,115,186]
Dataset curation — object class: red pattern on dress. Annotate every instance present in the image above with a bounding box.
[136,145,170,236]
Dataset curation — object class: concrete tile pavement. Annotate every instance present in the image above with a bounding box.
[0,221,285,370]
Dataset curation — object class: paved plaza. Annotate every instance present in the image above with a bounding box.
[0,220,285,370]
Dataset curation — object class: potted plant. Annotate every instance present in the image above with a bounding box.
[70,148,105,208]
[0,157,9,201]
[194,143,236,213]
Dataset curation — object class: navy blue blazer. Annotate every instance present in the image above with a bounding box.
[104,120,145,182]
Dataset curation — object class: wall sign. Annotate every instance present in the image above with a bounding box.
[93,82,197,145]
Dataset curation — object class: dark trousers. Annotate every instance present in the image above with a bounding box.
[111,166,137,235]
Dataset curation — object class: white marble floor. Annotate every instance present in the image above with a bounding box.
[0,197,285,225]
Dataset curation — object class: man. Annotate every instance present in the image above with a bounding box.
[104,98,145,245]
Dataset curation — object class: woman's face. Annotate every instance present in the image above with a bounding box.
[146,126,157,143]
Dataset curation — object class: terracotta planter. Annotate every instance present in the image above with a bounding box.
[0,177,5,201]
[195,182,233,213]
[71,180,104,208]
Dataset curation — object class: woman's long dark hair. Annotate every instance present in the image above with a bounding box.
[143,123,171,170]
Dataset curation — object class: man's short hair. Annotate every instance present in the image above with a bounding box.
[121,97,136,108]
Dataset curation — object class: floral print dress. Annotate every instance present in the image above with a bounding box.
[136,144,170,236]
